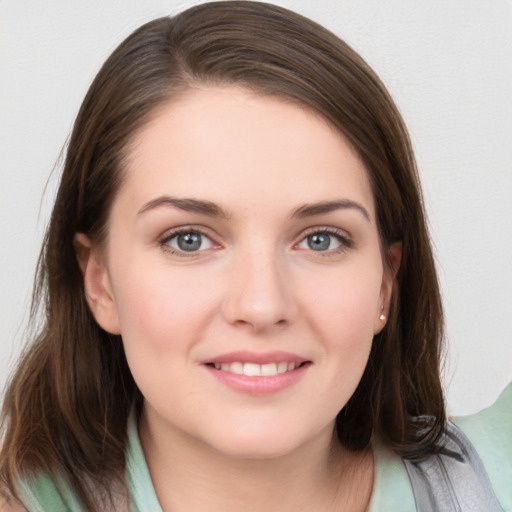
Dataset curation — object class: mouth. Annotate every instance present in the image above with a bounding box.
[202,352,311,394]
[205,361,310,377]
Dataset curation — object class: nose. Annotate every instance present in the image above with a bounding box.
[222,247,297,333]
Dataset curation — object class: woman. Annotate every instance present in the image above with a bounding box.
[1,2,510,510]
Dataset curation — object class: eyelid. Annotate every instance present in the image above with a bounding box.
[294,226,354,252]
[158,225,221,257]
[156,224,353,258]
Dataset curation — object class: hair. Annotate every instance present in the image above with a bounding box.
[0,1,445,509]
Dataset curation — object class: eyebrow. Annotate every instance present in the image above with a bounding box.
[137,195,370,222]
[291,199,371,222]
[137,196,230,218]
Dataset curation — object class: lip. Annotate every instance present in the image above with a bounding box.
[200,350,309,365]
[201,351,311,396]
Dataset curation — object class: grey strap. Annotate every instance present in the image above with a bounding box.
[403,421,503,511]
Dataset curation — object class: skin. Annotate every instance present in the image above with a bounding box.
[76,86,400,511]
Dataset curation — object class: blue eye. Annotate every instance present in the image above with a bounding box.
[306,233,333,251]
[297,230,349,252]
[165,231,213,253]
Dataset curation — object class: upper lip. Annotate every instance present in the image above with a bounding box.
[201,350,310,365]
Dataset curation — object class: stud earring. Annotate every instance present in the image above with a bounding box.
[379,305,386,321]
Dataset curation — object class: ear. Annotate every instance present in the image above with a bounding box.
[374,241,402,334]
[74,233,121,335]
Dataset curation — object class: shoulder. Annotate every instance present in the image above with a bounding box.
[369,383,512,512]
[368,440,416,511]
[13,471,84,512]
[15,471,130,512]
[11,413,141,512]
[452,381,512,447]
[404,383,512,511]
[452,382,512,511]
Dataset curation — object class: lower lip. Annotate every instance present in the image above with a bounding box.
[203,363,310,395]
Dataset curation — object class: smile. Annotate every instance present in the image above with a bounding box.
[202,351,311,394]
[208,361,304,377]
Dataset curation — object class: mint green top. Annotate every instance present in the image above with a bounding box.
[19,383,512,511]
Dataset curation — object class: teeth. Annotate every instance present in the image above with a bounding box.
[277,362,288,374]
[212,361,301,376]
[261,363,277,376]
[230,362,244,375]
[244,363,261,376]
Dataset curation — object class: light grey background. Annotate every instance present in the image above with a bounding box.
[1,0,511,415]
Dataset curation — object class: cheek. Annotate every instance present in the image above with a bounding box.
[108,259,220,410]
[303,266,381,406]
[108,251,220,358]
[300,262,382,343]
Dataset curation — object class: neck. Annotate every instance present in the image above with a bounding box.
[138,405,374,512]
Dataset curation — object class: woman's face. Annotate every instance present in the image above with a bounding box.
[86,86,395,458]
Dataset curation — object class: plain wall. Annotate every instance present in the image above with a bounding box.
[1,0,511,416]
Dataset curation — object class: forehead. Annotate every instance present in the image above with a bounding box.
[119,86,375,218]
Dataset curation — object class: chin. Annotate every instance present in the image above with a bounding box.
[199,418,331,460]
[209,434,304,460]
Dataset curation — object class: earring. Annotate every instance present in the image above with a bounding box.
[379,305,386,321]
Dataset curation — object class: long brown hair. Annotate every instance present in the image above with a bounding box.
[1,1,445,509]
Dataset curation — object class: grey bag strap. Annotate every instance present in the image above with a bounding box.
[403,421,503,511]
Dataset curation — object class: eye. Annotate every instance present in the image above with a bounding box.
[160,229,215,254]
[296,228,352,253]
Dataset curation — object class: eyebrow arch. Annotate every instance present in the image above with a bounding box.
[291,199,371,222]
[137,196,229,218]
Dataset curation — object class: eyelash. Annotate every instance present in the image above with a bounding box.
[158,226,218,258]
[157,225,354,258]
[295,226,354,256]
